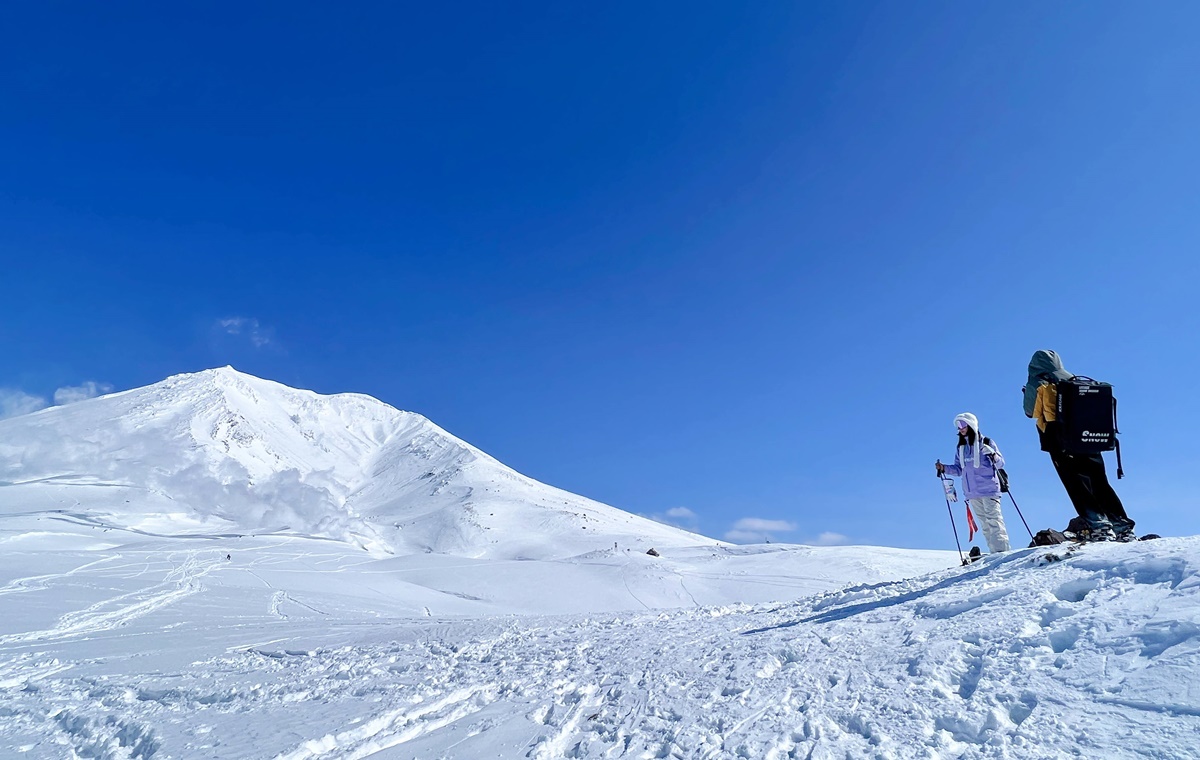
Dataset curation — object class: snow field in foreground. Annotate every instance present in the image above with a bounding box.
[2,533,1198,759]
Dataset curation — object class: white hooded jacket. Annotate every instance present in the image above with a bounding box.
[942,412,1006,499]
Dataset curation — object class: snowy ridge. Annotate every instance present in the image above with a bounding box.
[0,367,712,558]
[6,368,1193,757]
[1,529,1196,758]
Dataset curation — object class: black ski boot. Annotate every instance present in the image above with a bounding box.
[1082,526,1116,542]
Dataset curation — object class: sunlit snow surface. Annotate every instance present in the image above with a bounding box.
[0,367,729,560]
[3,522,1199,759]
[2,370,1198,758]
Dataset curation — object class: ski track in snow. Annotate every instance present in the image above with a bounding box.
[0,552,219,648]
[2,539,1199,759]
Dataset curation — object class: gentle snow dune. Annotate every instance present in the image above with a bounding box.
[2,527,1197,758]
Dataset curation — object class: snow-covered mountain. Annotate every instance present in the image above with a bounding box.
[0,367,712,559]
[0,367,955,618]
[3,369,1196,757]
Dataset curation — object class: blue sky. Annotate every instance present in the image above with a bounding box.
[3,2,1198,548]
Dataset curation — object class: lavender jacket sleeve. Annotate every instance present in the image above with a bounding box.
[941,450,962,477]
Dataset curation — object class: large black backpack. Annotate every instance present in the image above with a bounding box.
[1054,375,1124,478]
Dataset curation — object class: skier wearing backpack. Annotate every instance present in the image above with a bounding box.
[935,412,1010,553]
[1023,349,1135,542]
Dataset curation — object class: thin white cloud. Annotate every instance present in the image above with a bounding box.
[54,381,113,406]
[724,517,798,543]
[0,389,48,419]
[732,518,797,533]
[644,506,700,532]
[812,531,849,546]
[218,317,274,348]
[724,530,769,543]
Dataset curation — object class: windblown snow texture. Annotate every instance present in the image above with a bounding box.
[0,367,715,559]
[2,529,1197,758]
[2,369,1196,758]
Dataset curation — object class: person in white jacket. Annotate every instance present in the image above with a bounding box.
[936,412,1010,553]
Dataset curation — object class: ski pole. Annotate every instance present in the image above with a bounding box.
[937,462,967,566]
[1005,487,1035,541]
[987,451,1035,541]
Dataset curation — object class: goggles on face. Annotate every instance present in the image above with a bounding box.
[956,419,970,430]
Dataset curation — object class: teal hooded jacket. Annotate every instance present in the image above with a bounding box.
[1022,349,1073,418]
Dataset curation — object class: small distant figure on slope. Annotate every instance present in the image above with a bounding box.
[936,412,1010,553]
[226,553,232,561]
[1023,349,1134,542]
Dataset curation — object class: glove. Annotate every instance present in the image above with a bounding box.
[935,461,945,476]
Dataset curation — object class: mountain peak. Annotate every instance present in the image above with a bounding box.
[163,365,312,398]
[0,370,713,559]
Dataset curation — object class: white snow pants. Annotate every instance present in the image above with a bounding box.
[968,496,1010,553]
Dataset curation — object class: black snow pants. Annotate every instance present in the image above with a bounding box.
[1048,449,1133,533]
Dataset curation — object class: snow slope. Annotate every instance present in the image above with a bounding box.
[6,369,1194,758]
[0,367,954,619]
[2,524,1197,759]
[0,367,715,559]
